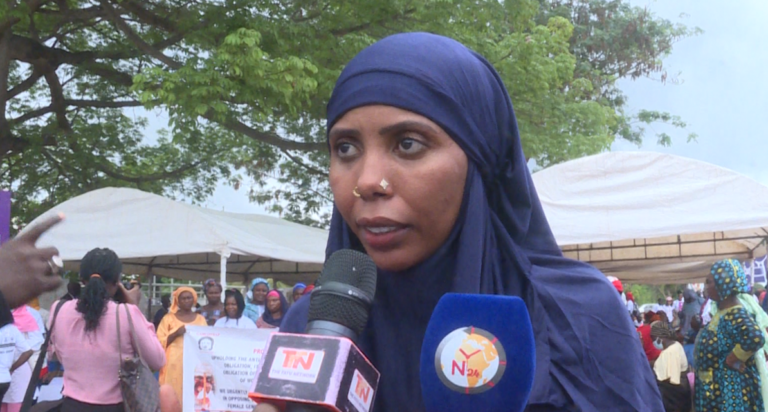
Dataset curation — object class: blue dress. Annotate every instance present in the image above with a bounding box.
[694,305,765,412]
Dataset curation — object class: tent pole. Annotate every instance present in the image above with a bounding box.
[146,269,153,320]
[220,253,228,290]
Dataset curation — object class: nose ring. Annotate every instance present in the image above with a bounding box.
[380,179,389,190]
[353,187,361,197]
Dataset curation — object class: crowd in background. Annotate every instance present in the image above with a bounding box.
[0,247,315,412]
[619,259,768,412]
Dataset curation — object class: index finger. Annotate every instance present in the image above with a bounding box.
[17,213,65,243]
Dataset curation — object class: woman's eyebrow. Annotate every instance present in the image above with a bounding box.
[379,120,437,136]
[328,127,361,141]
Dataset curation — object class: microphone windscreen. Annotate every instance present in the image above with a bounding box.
[308,249,377,336]
[420,293,534,412]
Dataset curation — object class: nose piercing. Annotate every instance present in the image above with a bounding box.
[380,179,389,190]
[353,187,361,197]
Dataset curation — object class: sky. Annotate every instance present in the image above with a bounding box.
[143,0,768,216]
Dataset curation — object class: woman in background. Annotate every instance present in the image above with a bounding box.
[650,321,691,412]
[50,248,165,412]
[291,283,306,304]
[256,291,287,330]
[199,279,224,326]
[0,299,32,407]
[157,287,207,407]
[695,259,765,412]
[244,278,269,323]
[2,303,45,412]
[214,290,256,329]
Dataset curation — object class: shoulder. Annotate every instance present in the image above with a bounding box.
[195,314,207,324]
[281,295,310,334]
[0,324,21,338]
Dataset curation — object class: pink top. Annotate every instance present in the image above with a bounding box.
[50,300,166,404]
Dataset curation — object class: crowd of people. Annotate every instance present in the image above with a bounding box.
[0,244,314,412]
[622,258,768,412]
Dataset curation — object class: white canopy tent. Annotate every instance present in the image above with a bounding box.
[532,152,768,284]
[23,187,328,288]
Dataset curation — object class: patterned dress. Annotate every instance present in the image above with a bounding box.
[694,305,765,412]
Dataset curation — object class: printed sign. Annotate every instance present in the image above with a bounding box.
[183,326,274,412]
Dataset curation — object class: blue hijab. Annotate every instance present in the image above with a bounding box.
[283,32,661,412]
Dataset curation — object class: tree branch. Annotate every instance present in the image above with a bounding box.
[118,0,179,33]
[100,0,183,70]
[210,113,325,152]
[94,158,211,184]
[43,70,72,132]
[10,105,53,125]
[279,148,326,176]
[65,99,150,108]
[7,69,44,99]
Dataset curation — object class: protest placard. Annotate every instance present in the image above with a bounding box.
[183,326,273,412]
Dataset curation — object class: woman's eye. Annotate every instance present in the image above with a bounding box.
[396,137,426,156]
[335,142,359,159]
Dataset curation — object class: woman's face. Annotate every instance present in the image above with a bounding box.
[329,105,469,272]
[705,274,720,302]
[206,285,222,305]
[252,284,269,304]
[178,291,195,311]
[266,295,281,313]
[225,296,238,318]
[293,288,305,302]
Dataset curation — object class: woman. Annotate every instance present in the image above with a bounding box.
[694,259,765,412]
[0,298,32,406]
[638,311,662,364]
[199,279,224,326]
[650,321,691,412]
[679,289,702,336]
[256,291,287,330]
[291,283,306,304]
[214,290,256,329]
[266,33,661,411]
[2,303,44,412]
[49,248,166,412]
[244,278,269,323]
[157,287,207,407]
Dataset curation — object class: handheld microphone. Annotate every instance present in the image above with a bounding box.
[420,293,535,412]
[250,249,380,412]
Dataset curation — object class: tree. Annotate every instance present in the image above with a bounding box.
[1,0,697,227]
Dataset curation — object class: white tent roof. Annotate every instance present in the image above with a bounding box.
[532,151,768,284]
[23,188,327,284]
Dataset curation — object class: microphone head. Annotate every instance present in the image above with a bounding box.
[420,293,534,412]
[308,249,378,337]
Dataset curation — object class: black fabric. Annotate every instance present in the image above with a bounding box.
[61,398,124,412]
[658,375,691,412]
[152,307,168,330]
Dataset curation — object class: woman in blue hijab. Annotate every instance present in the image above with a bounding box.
[244,278,270,323]
[266,32,662,412]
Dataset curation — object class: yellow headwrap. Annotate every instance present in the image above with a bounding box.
[170,287,198,314]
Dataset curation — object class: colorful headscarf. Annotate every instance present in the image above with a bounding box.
[170,287,198,314]
[12,305,39,333]
[650,320,675,340]
[711,258,750,300]
[250,278,270,293]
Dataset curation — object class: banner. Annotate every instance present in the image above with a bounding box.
[183,326,274,412]
[0,190,10,244]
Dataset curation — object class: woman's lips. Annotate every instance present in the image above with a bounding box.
[357,217,409,250]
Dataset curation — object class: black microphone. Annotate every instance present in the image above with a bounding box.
[250,249,380,412]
